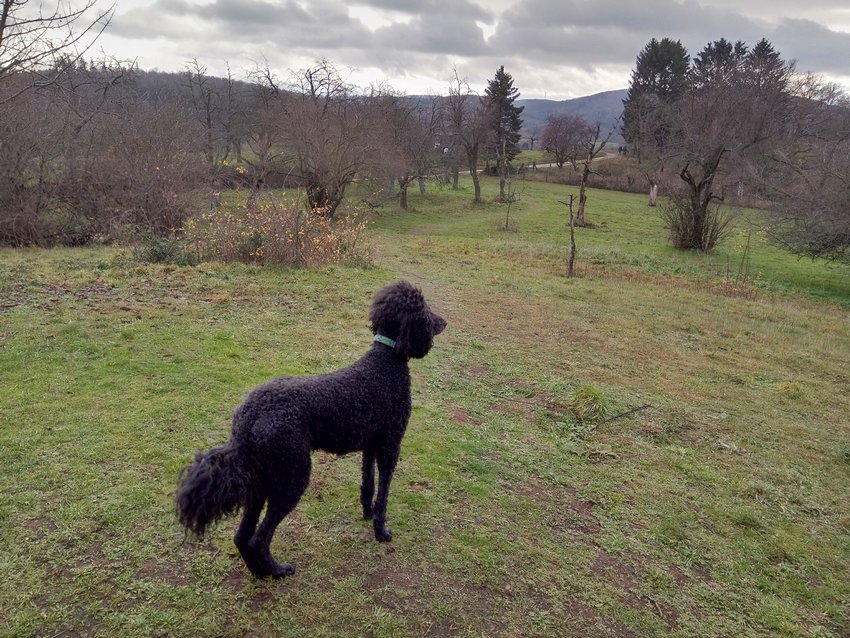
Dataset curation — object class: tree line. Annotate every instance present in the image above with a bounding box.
[619,37,850,261]
[1,2,847,265]
[0,0,525,248]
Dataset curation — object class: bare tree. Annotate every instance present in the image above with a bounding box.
[243,63,288,207]
[546,116,618,227]
[666,41,794,250]
[283,59,378,217]
[0,57,204,245]
[542,114,595,168]
[435,121,464,190]
[766,79,850,262]
[573,123,618,227]
[525,125,541,151]
[185,60,246,210]
[0,0,114,103]
[441,70,493,204]
[377,93,439,210]
[185,59,225,175]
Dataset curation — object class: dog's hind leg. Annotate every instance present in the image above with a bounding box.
[372,445,400,542]
[234,492,265,576]
[360,448,376,520]
[245,449,310,579]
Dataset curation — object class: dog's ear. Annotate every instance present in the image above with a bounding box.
[369,282,403,338]
[395,305,432,359]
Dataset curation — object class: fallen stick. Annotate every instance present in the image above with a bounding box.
[597,404,653,426]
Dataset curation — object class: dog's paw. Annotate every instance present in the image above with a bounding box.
[248,560,295,579]
[374,525,393,542]
[269,563,295,579]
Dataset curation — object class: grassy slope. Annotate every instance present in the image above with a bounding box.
[1,176,848,637]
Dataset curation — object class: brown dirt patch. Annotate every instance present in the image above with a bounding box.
[363,563,502,637]
[552,488,602,535]
[21,516,58,540]
[591,550,641,593]
[559,597,636,637]
[590,551,681,631]
[137,557,193,588]
[448,405,477,425]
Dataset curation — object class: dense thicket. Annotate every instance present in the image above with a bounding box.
[0,59,206,245]
[0,58,470,246]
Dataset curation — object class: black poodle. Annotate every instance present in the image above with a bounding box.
[176,280,446,578]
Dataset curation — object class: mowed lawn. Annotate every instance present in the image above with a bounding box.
[1,175,849,637]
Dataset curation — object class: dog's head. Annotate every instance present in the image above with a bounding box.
[369,280,446,359]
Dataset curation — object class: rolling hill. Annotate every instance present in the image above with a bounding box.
[518,88,627,143]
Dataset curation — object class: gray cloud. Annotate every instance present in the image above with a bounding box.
[374,12,490,56]
[103,0,850,99]
[356,0,492,21]
[772,19,850,75]
[490,0,767,64]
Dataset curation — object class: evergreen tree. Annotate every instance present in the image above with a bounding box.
[622,37,689,147]
[744,39,789,91]
[691,38,748,89]
[485,65,524,201]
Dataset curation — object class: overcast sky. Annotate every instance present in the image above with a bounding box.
[84,0,850,99]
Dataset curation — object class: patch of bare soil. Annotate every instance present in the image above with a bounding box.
[363,561,503,637]
[549,486,603,536]
[21,516,58,540]
[448,405,477,425]
[466,364,491,377]
[559,597,638,637]
[591,550,680,631]
[137,557,193,588]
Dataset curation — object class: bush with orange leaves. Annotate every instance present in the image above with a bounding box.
[182,198,371,267]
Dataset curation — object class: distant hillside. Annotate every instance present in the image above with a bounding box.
[517,89,627,143]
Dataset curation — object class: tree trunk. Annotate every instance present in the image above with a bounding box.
[567,195,576,277]
[397,176,413,210]
[678,158,723,250]
[648,181,658,207]
[689,195,707,250]
[452,167,459,190]
[306,179,346,218]
[576,164,590,225]
[471,167,482,203]
[498,158,507,202]
[399,182,409,210]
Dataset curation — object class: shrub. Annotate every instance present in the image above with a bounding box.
[659,191,737,252]
[132,234,199,266]
[181,196,371,267]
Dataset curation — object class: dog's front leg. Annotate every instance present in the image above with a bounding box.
[360,448,376,520]
[372,446,399,542]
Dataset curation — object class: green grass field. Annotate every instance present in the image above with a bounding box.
[2,176,849,637]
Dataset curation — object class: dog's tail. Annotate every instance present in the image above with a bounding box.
[176,442,253,538]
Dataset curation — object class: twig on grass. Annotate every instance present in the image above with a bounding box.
[596,404,653,426]
[644,595,665,619]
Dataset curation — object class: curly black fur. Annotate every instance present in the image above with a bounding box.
[176,280,446,579]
